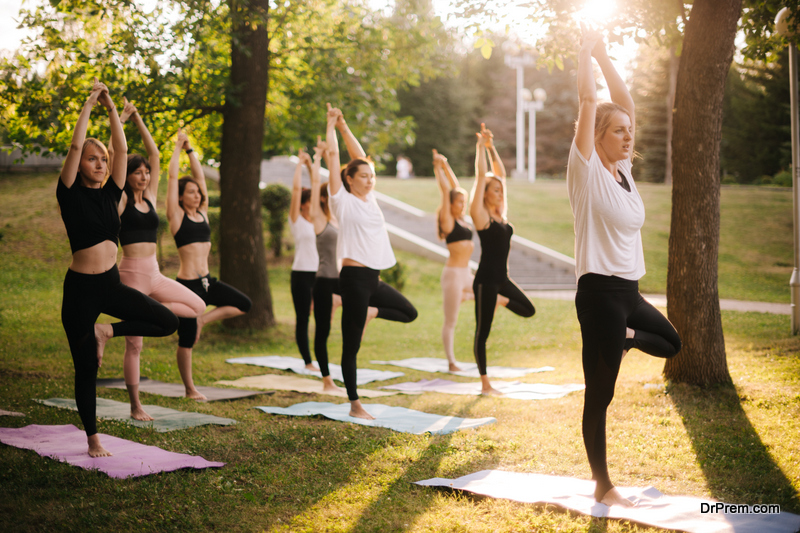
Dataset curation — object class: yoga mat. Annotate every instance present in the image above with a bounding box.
[415,470,800,533]
[381,379,585,400]
[0,408,25,417]
[370,357,554,378]
[96,377,270,401]
[0,424,224,478]
[256,401,495,435]
[36,398,236,432]
[226,355,405,384]
[215,374,401,398]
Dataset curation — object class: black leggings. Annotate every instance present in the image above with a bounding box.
[291,271,317,365]
[61,266,179,436]
[176,275,252,348]
[312,276,340,377]
[339,266,417,400]
[473,276,535,375]
[575,273,681,500]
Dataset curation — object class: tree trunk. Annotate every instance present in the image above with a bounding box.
[665,0,741,385]
[218,0,275,328]
[664,44,678,185]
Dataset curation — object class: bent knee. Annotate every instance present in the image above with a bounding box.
[124,336,144,355]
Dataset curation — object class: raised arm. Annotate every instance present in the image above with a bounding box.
[326,103,343,196]
[470,128,490,230]
[61,81,104,188]
[484,134,506,179]
[99,89,128,190]
[594,37,635,143]
[289,149,309,224]
[575,27,603,160]
[434,150,455,237]
[332,105,366,160]
[129,99,161,202]
[182,136,207,214]
[166,130,186,233]
[310,137,327,233]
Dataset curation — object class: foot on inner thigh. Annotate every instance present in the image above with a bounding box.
[362,307,379,339]
[194,317,205,344]
[185,388,208,401]
[87,434,112,458]
[599,487,635,507]
[321,376,341,392]
[349,400,375,420]
[130,405,154,422]
[94,323,113,368]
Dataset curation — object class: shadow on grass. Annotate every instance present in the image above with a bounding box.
[669,382,800,512]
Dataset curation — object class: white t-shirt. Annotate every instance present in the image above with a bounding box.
[328,184,396,270]
[566,140,646,281]
[289,215,319,272]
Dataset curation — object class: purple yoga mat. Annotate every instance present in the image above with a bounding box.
[0,424,225,478]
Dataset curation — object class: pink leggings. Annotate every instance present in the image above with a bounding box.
[119,254,206,384]
[440,266,474,365]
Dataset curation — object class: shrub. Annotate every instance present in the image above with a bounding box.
[773,169,793,188]
[261,184,291,257]
[381,261,406,291]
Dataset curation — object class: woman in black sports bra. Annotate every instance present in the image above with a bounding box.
[434,148,493,372]
[58,80,178,457]
[166,130,252,399]
[110,100,206,420]
[469,124,535,395]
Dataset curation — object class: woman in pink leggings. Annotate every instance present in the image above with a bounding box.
[110,100,206,420]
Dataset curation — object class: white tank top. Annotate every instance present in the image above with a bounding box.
[289,215,320,272]
[328,185,396,270]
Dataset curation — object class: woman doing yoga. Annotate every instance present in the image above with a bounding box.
[289,150,320,372]
[109,99,205,421]
[167,130,252,400]
[326,103,418,419]
[58,79,178,457]
[470,124,535,395]
[569,27,681,506]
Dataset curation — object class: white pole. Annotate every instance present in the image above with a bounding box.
[515,65,525,178]
[528,106,536,183]
[790,44,800,334]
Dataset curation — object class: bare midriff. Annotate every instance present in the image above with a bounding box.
[177,242,212,279]
[70,241,119,274]
[446,240,474,268]
[121,242,157,258]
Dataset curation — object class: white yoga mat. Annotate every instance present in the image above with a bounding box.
[226,355,404,385]
[215,374,401,398]
[381,379,584,400]
[256,401,495,435]
[415,470,800,533]
[371,357,554,378]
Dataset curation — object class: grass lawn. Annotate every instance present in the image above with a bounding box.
[0,172,798,532]
[376,177,795,303]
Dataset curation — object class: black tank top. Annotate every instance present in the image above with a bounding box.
[445,219,473,244]
[173,211,211,248]
[119,198,159,246]
[475,218,513,283]
[56,177,123,254]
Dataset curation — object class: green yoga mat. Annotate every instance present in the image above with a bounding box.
[35,398,236,432]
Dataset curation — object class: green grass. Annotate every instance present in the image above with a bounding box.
[1,172,799,532]
[376,177,795,302]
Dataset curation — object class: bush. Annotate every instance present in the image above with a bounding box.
[207,192,221,207]
[773,169,793,187]
[381,261,406,291]
[261,184,291,257]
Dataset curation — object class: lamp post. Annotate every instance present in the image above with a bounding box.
[504,47,535,179]
[776,7,800,334]
[524,88,547,183]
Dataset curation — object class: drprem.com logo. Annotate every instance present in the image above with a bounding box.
[701,502,781,514]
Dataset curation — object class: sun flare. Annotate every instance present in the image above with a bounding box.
[575,0,618,25]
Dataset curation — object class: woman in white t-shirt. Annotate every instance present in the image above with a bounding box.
[567,27,681,507]
[326,103,418,419]
[289,150,320,372]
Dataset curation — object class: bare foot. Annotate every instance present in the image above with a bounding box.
[362,306,379,339]
[87,434,112,458]
[622,327,635,361]
[194,316,205,344]
[305,363,320,372]
[496,295,510,309]
[480,387,504,396]
[130,406,154,421]
[321,376,341,392]
[349,400,375,420]
[448,363,463,372]
[186,389,208,401]
[93,324,113,368]
[600,487,635,507]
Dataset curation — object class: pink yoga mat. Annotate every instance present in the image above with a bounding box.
[0,424,225,478]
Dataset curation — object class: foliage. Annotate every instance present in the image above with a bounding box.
[381,261,407,291]
[261,183,291,257]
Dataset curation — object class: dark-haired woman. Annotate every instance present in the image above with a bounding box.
[167,129,252,400]
[569,28,681,507]
[58,80,178,457]
[326,104,418,419]
[109,100,206,420]
[470,124,535,396]
[289,150,320,372]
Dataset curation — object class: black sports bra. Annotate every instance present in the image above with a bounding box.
[173,211,211,248]
[119,198,159,246]
[445,219,473,244]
